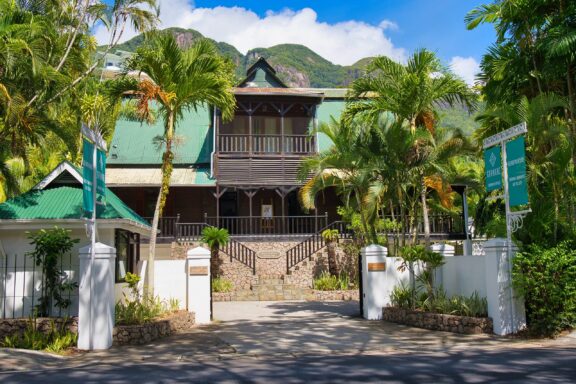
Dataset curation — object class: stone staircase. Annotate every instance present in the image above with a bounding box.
[215,275,315,302]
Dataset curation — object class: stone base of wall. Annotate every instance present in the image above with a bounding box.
[213,289,359,302]
[113,310,195,346]
[312,290,359,301]
[382,307,493,334]
[0,317,78,340]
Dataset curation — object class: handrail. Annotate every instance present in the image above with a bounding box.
[176,222,256,274]
[285,221,352,274]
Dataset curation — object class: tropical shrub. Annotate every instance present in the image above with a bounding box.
[313,272,350,291]
[27,227,79,316]
[513,241,576,336]
[201,226,230,278]
[115,272,176,325]
[212,277,233,293]
[1,316,77,354]
[390,286,488,318]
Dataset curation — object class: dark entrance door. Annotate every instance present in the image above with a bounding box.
[219,191,238,234]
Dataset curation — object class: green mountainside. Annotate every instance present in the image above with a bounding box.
[106,28,479,132]
[108,27,370,87]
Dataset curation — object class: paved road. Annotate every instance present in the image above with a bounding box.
[1,301,575,383]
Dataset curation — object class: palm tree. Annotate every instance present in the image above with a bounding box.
[347,49,476,247]
[321,229,339,277]
[119,33,235,293]
[299,117,377,244]
[201,226,230,279]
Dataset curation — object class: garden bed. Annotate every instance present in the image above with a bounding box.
[113,310,195,346]
[382,307,493,334]
[0,317,78,340]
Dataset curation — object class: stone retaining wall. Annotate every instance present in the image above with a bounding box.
[113,310,195,346]
[382,307,493,334]
[0,317,78,339]
[312,290,359,301]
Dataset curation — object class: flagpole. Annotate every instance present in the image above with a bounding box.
[90,138,97,350]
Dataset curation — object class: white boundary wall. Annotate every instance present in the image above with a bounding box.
[437,256,487,298]
[154,260,187,310]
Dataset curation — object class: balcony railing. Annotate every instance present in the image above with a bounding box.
[205,215,329,237]
[218,134,315,154]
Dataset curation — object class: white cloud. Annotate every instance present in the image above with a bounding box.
[449,56,480,86]
[93,1,406,66]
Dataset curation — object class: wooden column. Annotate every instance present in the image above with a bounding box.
[212,186,228,228]
[243,189,257,235]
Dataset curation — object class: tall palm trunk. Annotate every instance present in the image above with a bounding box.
[421,177,431,248]
[147,110,175,295]
[326,240,339,277]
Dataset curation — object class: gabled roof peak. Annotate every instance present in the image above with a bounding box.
[238,56,287,89]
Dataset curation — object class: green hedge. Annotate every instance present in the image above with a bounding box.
[513,241,576,336]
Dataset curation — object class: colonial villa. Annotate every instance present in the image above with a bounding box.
[103,57,471,286]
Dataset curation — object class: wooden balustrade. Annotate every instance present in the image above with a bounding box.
[218,134,315,154]
[205,215,328,237]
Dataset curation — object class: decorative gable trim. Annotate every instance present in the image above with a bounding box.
[33,161,83,190]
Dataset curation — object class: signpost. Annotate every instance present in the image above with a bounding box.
[81,124,107,350]
[483,122,530,334]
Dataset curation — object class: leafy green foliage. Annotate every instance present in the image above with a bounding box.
[390,285,488,318]
[1,316,77,354]
[27,227,79,317]
[201,226,230,250]
[212,277,233,293]
[115,272,177,325]
[313,272,350,291]
[513,241,576,336]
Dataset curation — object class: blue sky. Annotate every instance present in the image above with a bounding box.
[96,1,496,84]
[193,0,495,64]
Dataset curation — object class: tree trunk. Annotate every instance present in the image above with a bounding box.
[566,63,576,167]
[146,191,162,296]
[210,247,221,278]
[421,178,431,248]
[146,110,175,296]
[327,240,339,277]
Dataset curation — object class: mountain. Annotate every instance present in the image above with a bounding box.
[107,27,371,88]
[106,28,479,134]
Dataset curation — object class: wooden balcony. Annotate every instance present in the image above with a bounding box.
[218,134,315,155]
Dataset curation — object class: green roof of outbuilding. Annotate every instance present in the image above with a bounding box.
[0,186,150,227]
[316,99,346,151]
[108,105,212,166]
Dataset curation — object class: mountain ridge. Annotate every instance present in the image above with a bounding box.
[106,27,372,88]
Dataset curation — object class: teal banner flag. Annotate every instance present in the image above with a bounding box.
[506,136,529,207]
[82,139,106,217]
[484,145,502,192]
[96,147,106,209]
[82,139,95,216]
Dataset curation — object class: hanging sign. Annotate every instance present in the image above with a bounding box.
[506,136,529,207]
[82,125,107,217]
[82,139,95,215]
[483,145,502,192]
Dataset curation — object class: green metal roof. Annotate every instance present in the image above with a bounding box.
[0,186,150,227]
[316,99,346,151]
[108,105,212,166]
[194,167,215,185]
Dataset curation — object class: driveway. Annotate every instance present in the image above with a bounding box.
[210,301,528,356]
[1,301,575,383]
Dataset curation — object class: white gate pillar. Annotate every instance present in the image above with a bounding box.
[186,247,211,324]
[484,238,526,335]
[361,244,389,320]
[78,242,116,350]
